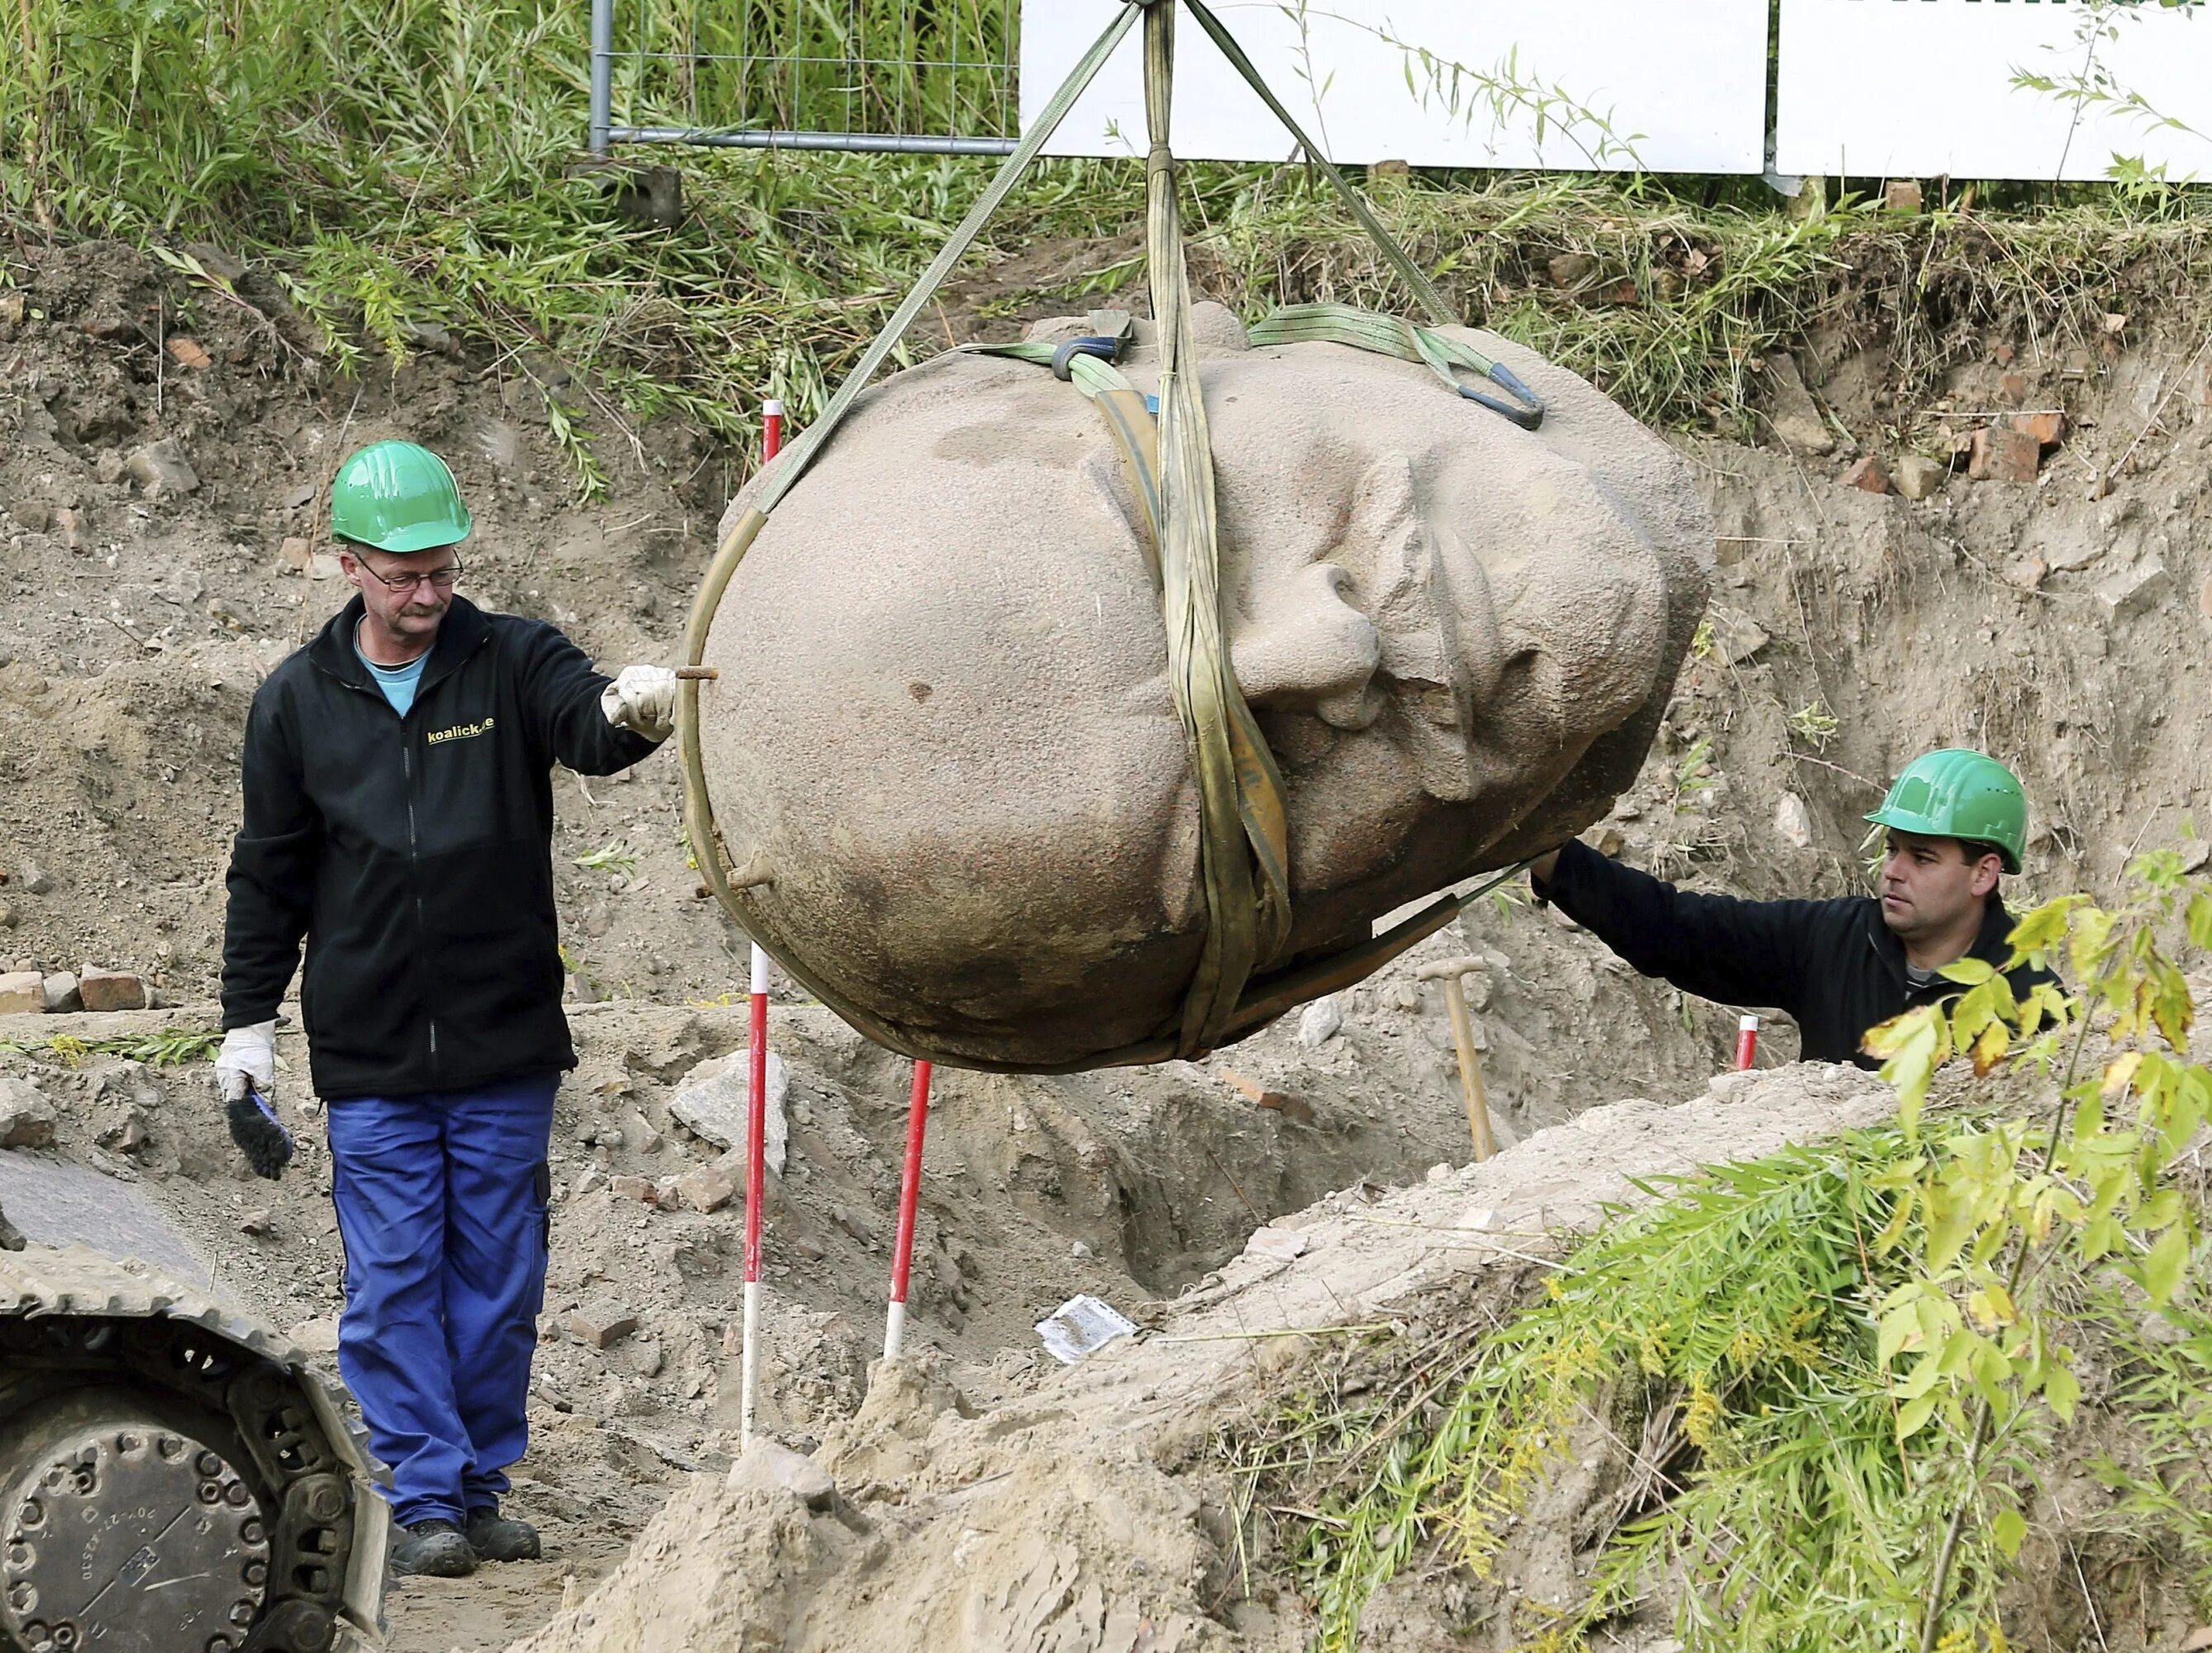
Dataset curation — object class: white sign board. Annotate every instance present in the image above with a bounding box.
[1020,1,1771,174]
[1777,0,2212,182]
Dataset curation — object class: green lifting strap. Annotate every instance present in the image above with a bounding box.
[1249,303,1545,430]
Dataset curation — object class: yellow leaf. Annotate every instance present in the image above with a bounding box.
[1971,1021,2010,1078]
[2102,1051,2143,1101]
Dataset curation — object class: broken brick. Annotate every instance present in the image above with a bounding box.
[610,1174,658,1206]
[1882,179,1924,214]
[164,336,213,370]
[77,967,146,1012]
[563,1303,639,1350]
[1841,455,1891,494]
[672,1165,736,1213]
[1967,425,2041,484]
[2009,409,2067,449]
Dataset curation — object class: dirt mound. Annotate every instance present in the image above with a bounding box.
[509,1063,1891,1653]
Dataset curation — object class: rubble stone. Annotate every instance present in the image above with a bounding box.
[240,1208,273,1236]
[40,973,80,1013]
[0,1077,57,1149]
[1716,613,1771,665]
[728,1440,836,1511]
[2096,561,2172,622]
[1762,354,1835,455]
[1882,179,1924,213]
[12,862,52,896]
[1296,995,1343,1047]
[0,972,44,1016]
[289,1317,342,1355]
[670,1050,787,1173]
[1773,792,1815,850]
[1892,455,1947,500]
[77,967,146,1012]
[278,536,312,573]
[672,1165,736,1213]
[563,1302,639,1349]
[125,441,200,498]
[1547,252,1596,288]
[610,1174,657,1206]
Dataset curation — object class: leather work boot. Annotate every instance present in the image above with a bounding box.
[464,1508,543,1563]
[390,1518,475,1578]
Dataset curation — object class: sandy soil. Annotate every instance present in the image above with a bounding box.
[4,235,2211,1650]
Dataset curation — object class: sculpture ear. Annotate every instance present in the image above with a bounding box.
[1230,561,1385,731]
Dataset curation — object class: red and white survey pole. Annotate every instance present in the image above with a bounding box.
[1734,1013,1760,1072]
[883,1060,934,1361]
[737,399,784,1452]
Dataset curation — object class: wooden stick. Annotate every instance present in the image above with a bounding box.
[1439,974,1499,1161]
[675,666,719,681]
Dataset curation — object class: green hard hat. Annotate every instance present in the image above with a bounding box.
[330,441,472,553]
[1865,748,2028,874]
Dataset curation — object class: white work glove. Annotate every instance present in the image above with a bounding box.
[602,665,679,743]
[216,1022,293,1180]
[215,1022,277,1103]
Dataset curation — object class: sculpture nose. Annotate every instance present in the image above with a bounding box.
[1229,561,1385,729]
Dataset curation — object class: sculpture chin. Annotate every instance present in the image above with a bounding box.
[698,305,1713,1070]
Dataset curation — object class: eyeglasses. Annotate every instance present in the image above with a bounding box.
[352,557,464,593]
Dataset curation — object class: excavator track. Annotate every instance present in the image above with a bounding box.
[0,1246,387,1653]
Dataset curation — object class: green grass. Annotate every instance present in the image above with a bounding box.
[0,1030,222,1068]
[1224,1100,2212,1651]
[7,0,2212,496]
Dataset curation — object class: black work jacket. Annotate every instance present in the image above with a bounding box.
[1534,839,2055,1069]
[220,595,659,1098]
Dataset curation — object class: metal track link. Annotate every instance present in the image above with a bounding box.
[0,1247,386,1652]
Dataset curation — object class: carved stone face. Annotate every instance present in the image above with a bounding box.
[702,306,1710,1069]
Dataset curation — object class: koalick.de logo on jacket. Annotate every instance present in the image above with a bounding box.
[427,716,496,746]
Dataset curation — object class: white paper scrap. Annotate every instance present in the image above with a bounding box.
[1035,1293,1139,1365]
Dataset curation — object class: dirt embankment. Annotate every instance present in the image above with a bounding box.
[5,235,2212,1650]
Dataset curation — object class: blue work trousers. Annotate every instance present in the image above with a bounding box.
[326,1073,557,1527]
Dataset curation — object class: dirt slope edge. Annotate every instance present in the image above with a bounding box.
[510,1062,1894,1653]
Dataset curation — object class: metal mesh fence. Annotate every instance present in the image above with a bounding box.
[589,0,1021,155]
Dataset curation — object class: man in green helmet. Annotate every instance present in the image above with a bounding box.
[212,441,681,1580]
[1528,748,2054,1068]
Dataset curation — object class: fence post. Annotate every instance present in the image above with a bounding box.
[588,0,614,155]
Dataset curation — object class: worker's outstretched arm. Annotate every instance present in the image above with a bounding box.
[221,691,321,1029]
[520,623,664,774]
[1533,838,1822,1013]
